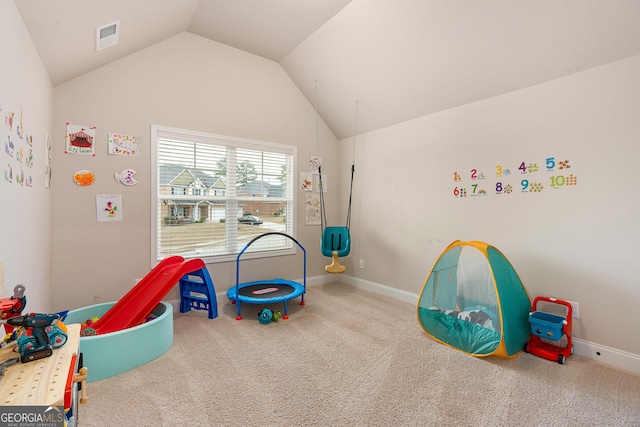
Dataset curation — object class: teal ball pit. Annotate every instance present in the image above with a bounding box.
[65,301,173,382]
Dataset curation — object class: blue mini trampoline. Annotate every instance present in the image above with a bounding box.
[226,232,306,320]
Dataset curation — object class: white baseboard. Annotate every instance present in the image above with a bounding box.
[572,338,640,375]
[339,274,640,376]
[170,273,640,376]
[337,274,418,305]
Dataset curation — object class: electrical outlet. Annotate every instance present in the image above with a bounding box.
[359,259,365,269]
[567,301,579,319]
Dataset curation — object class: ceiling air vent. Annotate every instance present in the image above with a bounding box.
[96,21,120,51]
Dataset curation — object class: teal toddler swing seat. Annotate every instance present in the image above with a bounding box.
[321,227,351,258]
[319,164,354,274]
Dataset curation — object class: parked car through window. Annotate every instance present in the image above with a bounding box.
[238,215,263,225]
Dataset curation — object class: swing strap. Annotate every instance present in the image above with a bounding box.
[346,163,354,229]
[319,165,327,233]
[318,163,354,233]
[317,100,356,236]
[331,233,342,251]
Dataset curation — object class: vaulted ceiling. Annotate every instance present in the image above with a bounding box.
[15,0,640,139]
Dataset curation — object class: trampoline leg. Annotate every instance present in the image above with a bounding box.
[236,301,243,320]
[283,300,289,320]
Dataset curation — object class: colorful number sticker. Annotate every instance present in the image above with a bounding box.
[546,157,555,171]
[519,162,527,174]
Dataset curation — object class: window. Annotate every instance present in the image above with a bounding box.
[151,125,296,264]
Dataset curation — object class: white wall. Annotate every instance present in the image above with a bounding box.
[343,55,640,359]
[0,1,53,310]
[51,32,339,311]
[5,0,639,372]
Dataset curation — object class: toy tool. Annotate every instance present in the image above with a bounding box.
[1,313,63,363]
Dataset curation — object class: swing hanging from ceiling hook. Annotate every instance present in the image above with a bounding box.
[316,90,357,274]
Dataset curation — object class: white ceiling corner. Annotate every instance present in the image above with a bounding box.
[14,0,640,140]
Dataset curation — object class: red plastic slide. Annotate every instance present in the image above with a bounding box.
[89,256,206,335]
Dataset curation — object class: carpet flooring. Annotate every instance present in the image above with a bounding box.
[78,282,640,426]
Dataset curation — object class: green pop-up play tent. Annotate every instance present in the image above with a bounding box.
[417,240,531,358]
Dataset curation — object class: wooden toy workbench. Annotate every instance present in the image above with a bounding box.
[0,323,86,408]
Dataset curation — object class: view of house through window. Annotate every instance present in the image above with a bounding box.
[151,125,296,263]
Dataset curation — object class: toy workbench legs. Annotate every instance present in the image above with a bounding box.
[179,267,218,319]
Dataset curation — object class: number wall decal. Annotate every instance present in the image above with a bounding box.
[519,162,527,174]
[453,157,577,199]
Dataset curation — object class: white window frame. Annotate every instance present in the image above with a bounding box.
[151,124,296,266]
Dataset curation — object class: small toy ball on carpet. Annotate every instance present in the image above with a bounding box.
[258,308,274,324]
[258,308,282,324]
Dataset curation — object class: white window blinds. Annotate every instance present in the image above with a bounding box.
[151,125,295,263]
